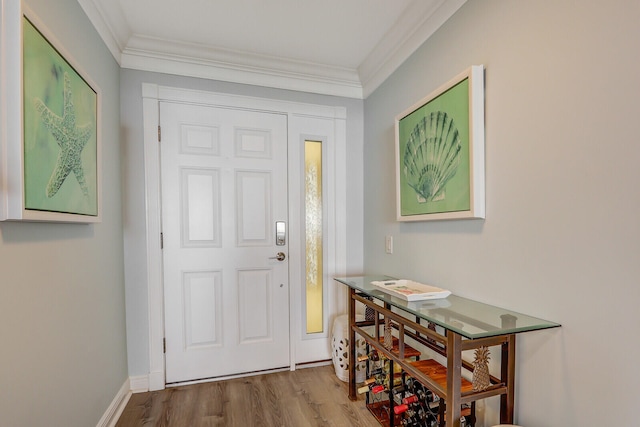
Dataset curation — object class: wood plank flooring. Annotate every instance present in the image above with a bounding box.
[116,365,380,427]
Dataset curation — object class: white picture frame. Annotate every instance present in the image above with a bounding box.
[0,1,102,223]
[395,65,485,221]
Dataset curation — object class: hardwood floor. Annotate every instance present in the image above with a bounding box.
[116,365,380,427]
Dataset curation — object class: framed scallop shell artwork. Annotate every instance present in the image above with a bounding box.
[395,66,485,221]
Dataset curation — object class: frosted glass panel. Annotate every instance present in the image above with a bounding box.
[305,140,323,334]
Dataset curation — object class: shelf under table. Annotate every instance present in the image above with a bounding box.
[408,359,474,394]
[377,336,421,360]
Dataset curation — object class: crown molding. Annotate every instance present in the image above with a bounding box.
[359,0,467,98]
[78,0,466,99]
[121,35,363,98]
[76,0,129,63]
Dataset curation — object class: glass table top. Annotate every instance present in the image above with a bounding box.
[335,275,560,340]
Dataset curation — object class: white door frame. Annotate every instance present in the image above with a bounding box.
[142,84,347,390]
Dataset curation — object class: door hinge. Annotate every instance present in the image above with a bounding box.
[163,338,166,353]
[160,232,164,249]
[158,125,161,142]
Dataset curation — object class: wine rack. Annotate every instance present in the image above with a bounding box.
[336,275,560,426]
[358,344,475,427]
[352,294,485,427]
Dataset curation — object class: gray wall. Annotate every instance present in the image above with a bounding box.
[364,1,639,425]
[120,69,364,376]
[0,0,126,426]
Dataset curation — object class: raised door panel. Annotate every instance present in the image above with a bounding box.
[182,271,223,349]
[181,168,221,247]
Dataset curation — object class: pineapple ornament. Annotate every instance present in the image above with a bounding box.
[383,316,393,350]
[472,346,491,391]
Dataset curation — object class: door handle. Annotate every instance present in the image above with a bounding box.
[269,252,286,261]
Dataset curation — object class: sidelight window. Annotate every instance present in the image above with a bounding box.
[304,140,323,334]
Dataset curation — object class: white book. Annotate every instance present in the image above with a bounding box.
[370,279,451,301]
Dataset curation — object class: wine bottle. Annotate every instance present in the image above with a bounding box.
[357,350,380,362]
[400,409,420,427]
[370,384,385,394]
[415,407,437,423]
[403,408,417,420]
[402,394,418,405]
[393,403,412,415]
[415,387,430,403]
[357,384,370,394]
[357,383,385,394]
[391,385,406,395]
[362,377,376,386]
[369,367,383,376]
[380,362,403,389]
[410,381,431,403]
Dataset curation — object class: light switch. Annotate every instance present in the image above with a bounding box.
[385,235,393,254]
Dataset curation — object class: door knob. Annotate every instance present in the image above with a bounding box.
[269,252,286,261]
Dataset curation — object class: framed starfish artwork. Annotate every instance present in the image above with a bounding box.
[0,4,101,223]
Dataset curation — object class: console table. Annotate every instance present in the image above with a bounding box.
[334,276,560,427]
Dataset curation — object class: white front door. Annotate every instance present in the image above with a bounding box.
[160,101,290,383]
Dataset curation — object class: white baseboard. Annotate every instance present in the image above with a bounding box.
[96,379,132,427]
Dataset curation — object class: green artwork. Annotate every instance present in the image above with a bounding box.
[398,79,470,216]
[23,17,98,216]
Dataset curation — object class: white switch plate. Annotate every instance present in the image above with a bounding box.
[385,235,393,254]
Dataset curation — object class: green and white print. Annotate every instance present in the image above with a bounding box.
[23,17,98,216]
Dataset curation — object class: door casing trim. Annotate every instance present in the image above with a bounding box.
[142,83,347,390]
